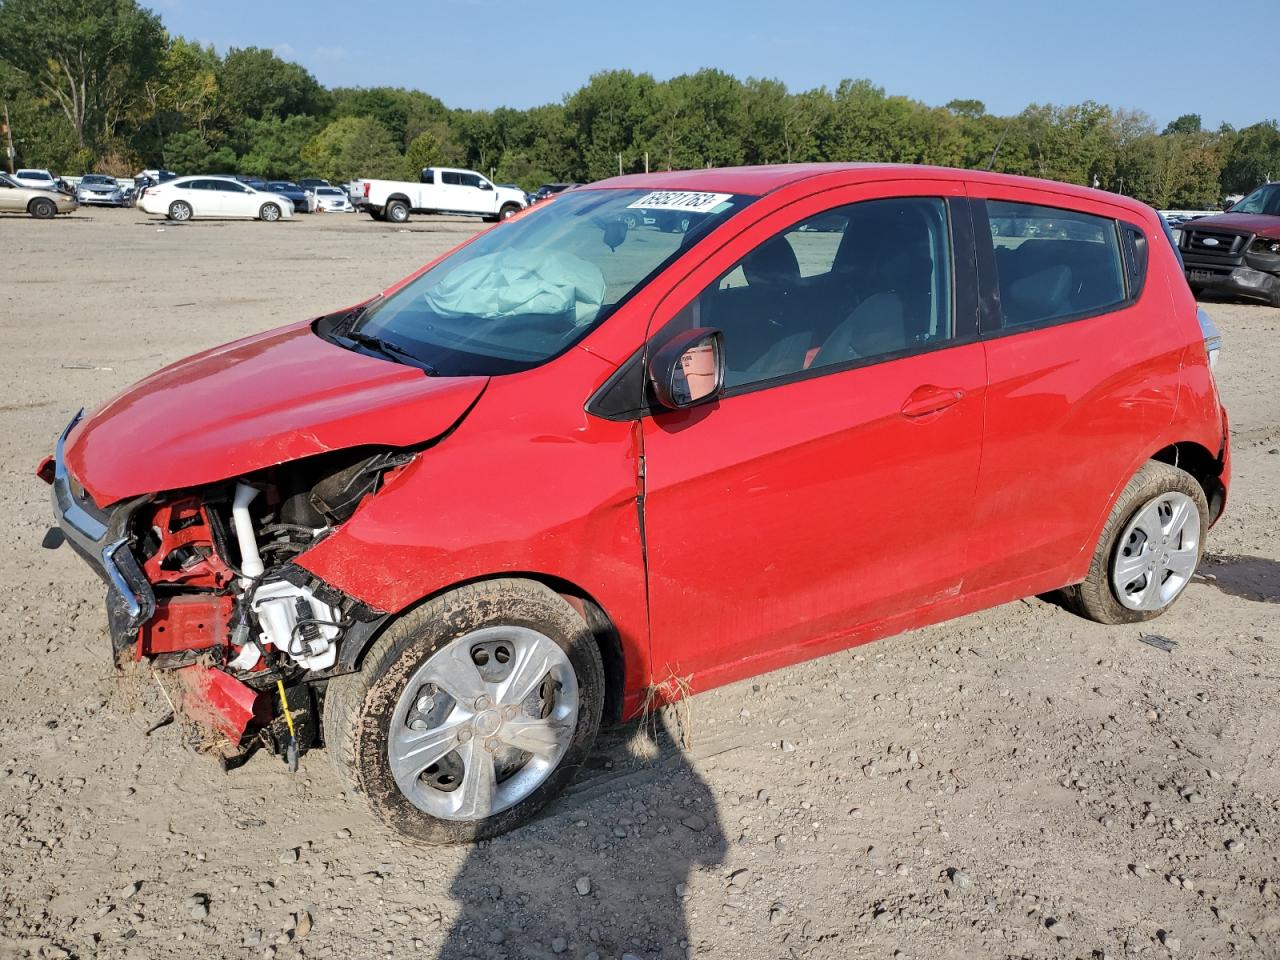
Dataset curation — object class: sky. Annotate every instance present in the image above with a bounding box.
[152,0,1273,129]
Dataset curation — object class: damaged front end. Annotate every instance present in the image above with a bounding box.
[45,409,403,766]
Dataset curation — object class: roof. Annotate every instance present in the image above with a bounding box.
[589,163,1152,216]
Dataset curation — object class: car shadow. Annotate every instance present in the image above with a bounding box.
[1195,553,1280,603]
[437,711,725,960]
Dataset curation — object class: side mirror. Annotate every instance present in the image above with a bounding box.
[649,328,725,410]
[478,180,493,190]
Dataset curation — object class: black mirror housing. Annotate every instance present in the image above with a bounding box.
[649,328,725,410]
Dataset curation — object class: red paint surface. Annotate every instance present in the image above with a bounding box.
[65,322,486,505]
[58,164,1230,723]
[172,664,263,744]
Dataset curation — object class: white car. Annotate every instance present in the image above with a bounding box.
[137,175,295,222]
[14,168,58,191]
[312,185,353,212]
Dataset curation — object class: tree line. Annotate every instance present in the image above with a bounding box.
[2,0,1279,207]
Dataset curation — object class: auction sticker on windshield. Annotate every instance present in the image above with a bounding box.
[627,191,732,213]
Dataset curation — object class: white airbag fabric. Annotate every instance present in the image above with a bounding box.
[424,251,606,326]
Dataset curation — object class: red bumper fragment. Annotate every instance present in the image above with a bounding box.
[172,665,266,745]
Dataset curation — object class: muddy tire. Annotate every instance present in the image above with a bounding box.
[1061,461,1208,624]
[385,200,409,223]
[323,579,604,844]
[28,197,57,219]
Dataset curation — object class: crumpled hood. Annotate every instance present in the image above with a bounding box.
[1188,212,1280,237]
[66,321,487,505]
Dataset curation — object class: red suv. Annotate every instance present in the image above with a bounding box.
[41,164,1230,842]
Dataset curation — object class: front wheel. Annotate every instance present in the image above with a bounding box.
[259,202,281,222]
[323,579,604,843]
[1063,461,1208,624]
[29,197,56,219]
[499,203,521,220]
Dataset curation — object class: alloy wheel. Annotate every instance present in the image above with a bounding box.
[387,625,578,821]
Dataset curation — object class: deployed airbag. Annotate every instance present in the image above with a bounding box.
[424,250,606,326]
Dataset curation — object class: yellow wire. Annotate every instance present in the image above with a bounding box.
[276,679,297,739]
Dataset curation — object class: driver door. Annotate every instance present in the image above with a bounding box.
[640,182,988,685]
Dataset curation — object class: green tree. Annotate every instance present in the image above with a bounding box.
[301,116,402,182]
[163,128,236,173]
[0,0,165,149]
[1220,121,1280,194]
[236,114,322,178]
[402,129,443,179]
[218,47,328,121]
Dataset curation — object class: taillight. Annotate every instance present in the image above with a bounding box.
[1197,307,1221,371]
[362,181,370,198]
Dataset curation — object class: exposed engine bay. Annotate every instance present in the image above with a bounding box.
[113,447,411,765]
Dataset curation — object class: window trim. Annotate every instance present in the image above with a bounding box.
[973,198,1138,338]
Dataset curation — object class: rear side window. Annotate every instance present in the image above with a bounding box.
[442,171,463,186]
[984,200,1126,328]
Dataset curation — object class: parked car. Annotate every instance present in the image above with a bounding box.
[135,168,178,187]
[532,182,577,203]
[312,184,353,212]
[262,180,314,213]
[13,168,58,191]
[353,167,527,223]
[1174,181,1280,307]
[75,173,128,207]
[0,171,78,218]
[136,175,295,222]
[41,164,1228,843]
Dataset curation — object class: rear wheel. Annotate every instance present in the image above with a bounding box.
[259,202,281,222]
[1062,461,1207,624]
[323,579,604,843]
[385,200,409,223]
[168,200,192,222]
[28,197,56,219]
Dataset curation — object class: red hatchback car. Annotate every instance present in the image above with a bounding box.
[43,164,1229,842]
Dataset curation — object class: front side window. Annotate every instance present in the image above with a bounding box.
[985,200,1126,328]
[657,197,954,391]
[1230,184,1280,216]
[329,188,755,375]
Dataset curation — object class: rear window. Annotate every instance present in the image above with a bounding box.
[984,200,1126,328]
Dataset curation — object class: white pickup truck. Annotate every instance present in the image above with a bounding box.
[352,167,527,223]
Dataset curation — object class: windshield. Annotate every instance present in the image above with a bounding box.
[20,170,52,180]
[337,187,755,375]
[83,175,113,185]
[1230,184,1280,216]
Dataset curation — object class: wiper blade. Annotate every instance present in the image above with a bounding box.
[342,331,437,374]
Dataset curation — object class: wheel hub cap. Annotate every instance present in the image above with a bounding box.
[1111,491,1200,611]
[386,625,578,822]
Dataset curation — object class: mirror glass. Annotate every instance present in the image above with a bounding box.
[672,337,719,404]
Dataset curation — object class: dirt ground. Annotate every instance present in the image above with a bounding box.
[1,206,1278,960]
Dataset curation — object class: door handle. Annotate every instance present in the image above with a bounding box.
[901,385,965,418]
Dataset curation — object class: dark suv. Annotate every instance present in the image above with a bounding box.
[1176,182,1280,307]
